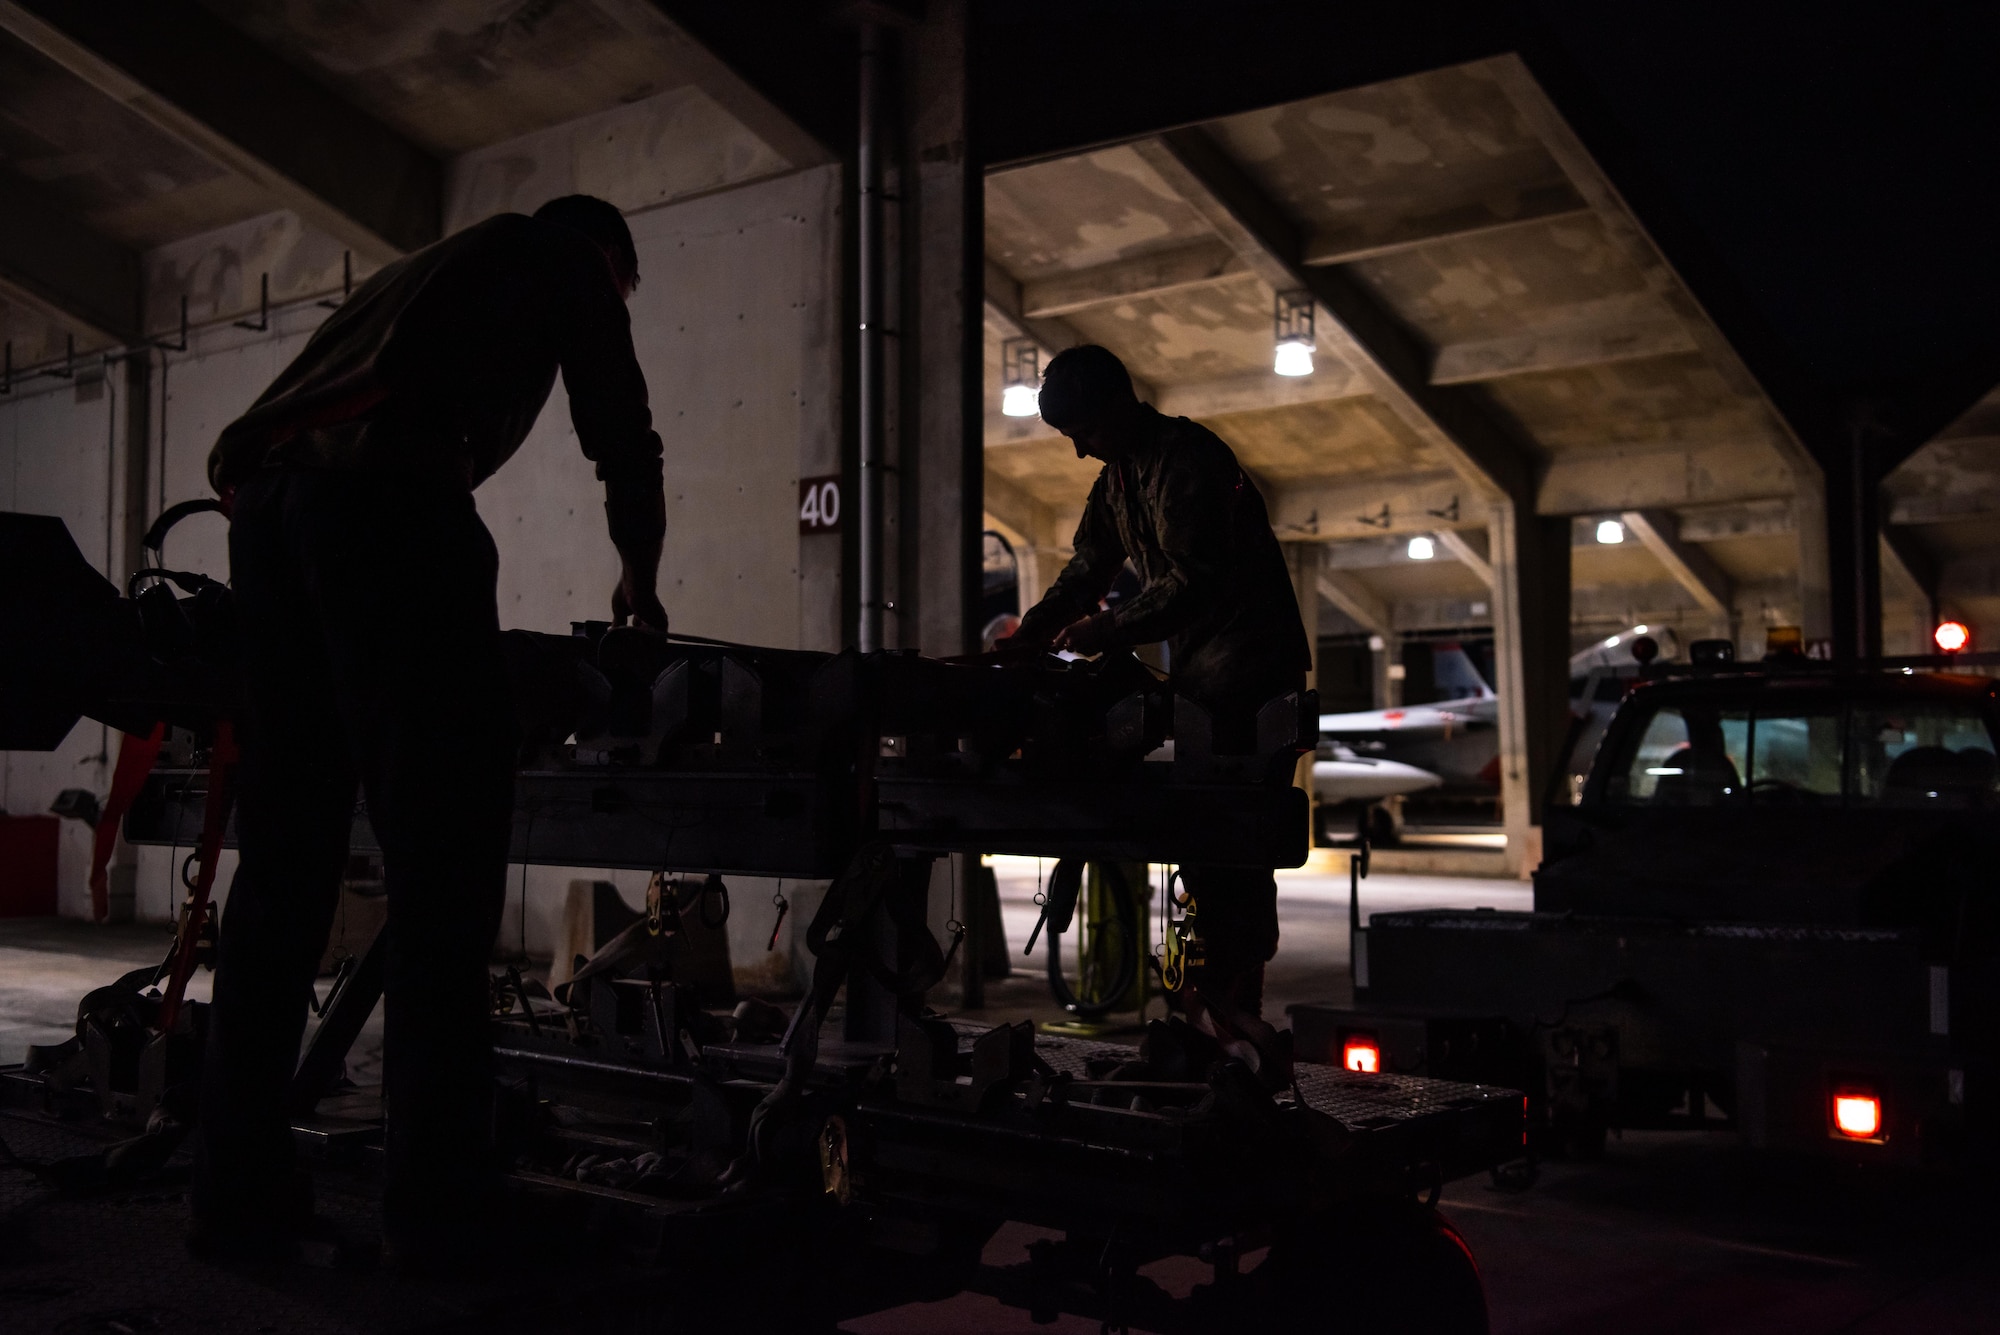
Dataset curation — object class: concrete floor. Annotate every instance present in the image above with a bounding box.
[962,855,1530,1031]
[2,874,1996,1333]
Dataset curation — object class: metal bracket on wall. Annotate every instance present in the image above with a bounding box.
[318,252,353,310]
[0,335,77,395]
[153,296,189,353]
[234,274,270,332]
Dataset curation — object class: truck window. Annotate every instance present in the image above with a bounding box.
[1744,709,1844,805]
[1849,705,1999,807]
[1606,704,1750,805]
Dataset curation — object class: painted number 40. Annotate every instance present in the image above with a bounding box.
[798,475,842,533]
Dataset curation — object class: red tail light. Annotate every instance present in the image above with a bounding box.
[1341,1035,1380,1073]
[1832,1091,1881,1140]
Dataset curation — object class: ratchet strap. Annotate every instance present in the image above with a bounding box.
[88,722,167,922]
[158,721,239,1033]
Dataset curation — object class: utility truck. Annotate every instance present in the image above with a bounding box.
[1293,645,1999,1165]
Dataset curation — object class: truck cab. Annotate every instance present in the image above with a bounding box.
[1293,661,2000,1165]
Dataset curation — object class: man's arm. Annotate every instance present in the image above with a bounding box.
[1010,472,1125,649]
[548,236,669,630]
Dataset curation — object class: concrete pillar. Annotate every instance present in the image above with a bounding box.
[895,0,977,1003]
[1488,503,1571,876]
[903,0,978,661]
[1793,470,1835,656]
[1371,633,1401,710]
[1821,439,1885,663]
[1286,542,1322,835]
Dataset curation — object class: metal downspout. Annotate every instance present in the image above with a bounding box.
[856,21,886,653]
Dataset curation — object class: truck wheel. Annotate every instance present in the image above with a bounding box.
[1259,1200,1488,1334]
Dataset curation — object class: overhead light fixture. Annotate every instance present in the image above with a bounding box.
[1000,338,1040,417]
[1596,519,1625,545]
[1273,289,1314,377]
[1407,535,1435,561]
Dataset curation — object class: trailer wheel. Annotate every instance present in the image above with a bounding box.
[1259,1200,1488,1334]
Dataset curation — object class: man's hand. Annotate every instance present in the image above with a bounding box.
[1052,610,1117,656]
[613,566,668,633]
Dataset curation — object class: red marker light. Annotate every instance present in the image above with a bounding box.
[1341,1035,1381,1073]
[1935,620,1971,654]
[1832,1092,1881,1140]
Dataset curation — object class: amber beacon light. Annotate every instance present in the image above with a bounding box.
[1934,620,1971,654]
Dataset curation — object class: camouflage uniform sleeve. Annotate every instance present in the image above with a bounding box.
[1016,469,1125,644]
[1098,445,1230,647]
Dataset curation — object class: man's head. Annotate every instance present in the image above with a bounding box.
[1038,344,1145,459]
[534,195,640,300]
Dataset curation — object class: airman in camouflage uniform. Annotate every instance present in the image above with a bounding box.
[1006,345,1309,1077]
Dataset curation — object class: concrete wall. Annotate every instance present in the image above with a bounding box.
[3,91,843,989]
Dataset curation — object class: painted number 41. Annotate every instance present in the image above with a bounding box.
[798,475,842,533]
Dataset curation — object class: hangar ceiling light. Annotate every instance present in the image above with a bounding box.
[1000,338,1040,417]
[1596,519,1625,545]
[1273,289,1314,377]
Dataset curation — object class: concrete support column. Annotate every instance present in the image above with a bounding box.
[1371,634,1401,710]
[1286,541,1322,834]
[1822,439,1885,663]
[895,0,977,1003]
[1793,471,1835,655]
[902,0,978,659]
[1488,503,1571,876]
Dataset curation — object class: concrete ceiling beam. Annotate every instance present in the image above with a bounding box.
[1014,186,1590,321]
[1019,240,1248,318]
[1434,528,1495,588]
[1131,128,1530,508]
[601,0,835,169]
[1156,365,1367,417]
[1484,56,1806,468]
[0,175,139,346]
[1620,508,1732,621]
[1538,442,1797,517]
[1487,53,1831,645]
[1263,471,1466,542]
[984,258,1087,357]
[1885,486,2000,526]
[1674,498,1795,542]
[1317,565,1395,640]
[0,0,440,262]
[1429,296,1698,385]
[1880,528,1938,614]
[985,255,1160,406]
[1302,179,1590,267]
